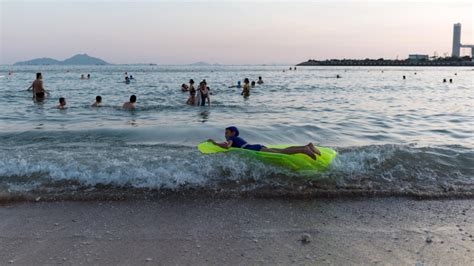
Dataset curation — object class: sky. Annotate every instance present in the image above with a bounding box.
[1,0,473,65]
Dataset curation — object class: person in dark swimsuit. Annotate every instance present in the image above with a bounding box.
[208,126,321,159]
[186,79,196,105]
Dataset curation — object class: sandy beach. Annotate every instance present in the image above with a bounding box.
[1,197,472,265]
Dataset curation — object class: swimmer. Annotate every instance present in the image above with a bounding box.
[336,74,341,78]
[181,83,189,92]
[57,97,67,109]
[81,74,85,79]
[241,78,250,97]
[257,76,264,84]
[125,76,130,84]
[403,75,406,79]
[449,79,453,83]
[123,95,137,109]
[251,81,256,88]
[207,126,320,160]
[91,96,102,107]
[28,72,47,101]
[87,74,91,79]
[443,79,447,83]
[130,75,134,80]
[228,81,242,89]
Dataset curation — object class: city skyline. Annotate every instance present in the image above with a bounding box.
[1,0,473,65]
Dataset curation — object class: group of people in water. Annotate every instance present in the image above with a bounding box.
[27,72,137,109]
[26,72,265,110]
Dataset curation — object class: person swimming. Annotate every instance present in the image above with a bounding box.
[228,81,241,88]
[28,72,47,101]
[251,81,256,88]
[257,76,264,84]
[181,83,189,92]
[207,126,320,160]
[57,97,67,109]
[241,78,250,97]
[91,96,102,107]
[186,79,197,105]
[125,76,130,84]
[130,75,134,80]
[123,95,136,109]
[81,74,85,79]
[87,74,91,79]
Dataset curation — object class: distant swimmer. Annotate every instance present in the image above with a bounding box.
[241,78,250,97]
[87,74,91,79]
[181,83,189,92]
[289,67,292,70]
[294,67,297,70]
[257,76,264,84]
[228,81,242,89]
[81,74,85,79]
[91,96,102,107]
[199,81,211,106]
[403,75,406,79]
[28,72,47,101]
[336,74,341,78]
[186,79,196,105]
[208,126,320,160]
[130,75,134,80]
[251,81,256,88]
[443,79,447,83]
[449,79,453,83]
[57,97,67,109]
[123,95,137,109]
[125,76,130,84]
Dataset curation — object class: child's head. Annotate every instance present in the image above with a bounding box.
[258,76,262,80]
[130,95,137,103]
[59,97,66,105]
[251,81,255,86]
[244,78,250,84]
[225,126,239,138]
[189,79,194,84]
[96,95,102,103]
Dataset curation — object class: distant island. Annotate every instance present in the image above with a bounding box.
[188,61,221,66]
[14,54,111,65]
[297,56,474,67]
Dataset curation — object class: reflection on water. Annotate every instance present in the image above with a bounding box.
[198,110,210,123]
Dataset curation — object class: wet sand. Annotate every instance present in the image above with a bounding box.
[1,197,473,265]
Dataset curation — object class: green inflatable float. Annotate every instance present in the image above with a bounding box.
[198,141,337,173]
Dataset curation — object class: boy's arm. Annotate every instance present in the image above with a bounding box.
[208,139,231,149]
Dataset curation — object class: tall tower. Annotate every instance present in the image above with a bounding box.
[452,23,462,57]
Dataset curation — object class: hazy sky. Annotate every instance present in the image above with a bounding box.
[1,0,473,64]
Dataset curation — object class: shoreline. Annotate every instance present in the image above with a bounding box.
[1,197,472,264]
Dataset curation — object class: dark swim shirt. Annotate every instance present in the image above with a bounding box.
[226,136,247,148]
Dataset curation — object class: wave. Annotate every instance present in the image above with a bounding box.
[0,141,472,201]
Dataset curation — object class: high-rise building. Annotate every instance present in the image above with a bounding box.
[452,23,462,57]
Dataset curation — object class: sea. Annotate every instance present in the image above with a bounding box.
[0,65,473,200]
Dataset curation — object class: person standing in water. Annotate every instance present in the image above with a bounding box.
[28,72,47,101]
[257,76,264,84]
[241,78,250,97]
[186,79,197,105]
[199,81,211,106]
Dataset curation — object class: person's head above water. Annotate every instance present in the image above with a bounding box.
[244,78,250,84]
[36,72,42,79]
[59,97,66,105]
[225,126,239,138]
[130,95,136,103]
[258,76,262,80]
[189,79,194,84]
[96,96,102,103]
[237,81,241,85]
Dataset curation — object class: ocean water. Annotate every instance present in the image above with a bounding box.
[0,65,473,199]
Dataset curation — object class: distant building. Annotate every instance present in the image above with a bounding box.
[408,54,429,61]
[452,23,462,57]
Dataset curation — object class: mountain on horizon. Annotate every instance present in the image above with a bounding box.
[188,61,221,66]
[14,54,110,65]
